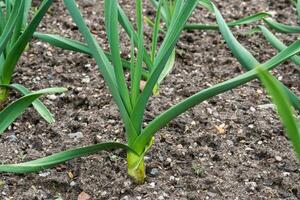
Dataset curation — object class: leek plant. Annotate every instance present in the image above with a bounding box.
[212,4,300,159]
[33,0,271,95]
[0,1,300,185]
[252,0,300,67]
[0,0,66,133]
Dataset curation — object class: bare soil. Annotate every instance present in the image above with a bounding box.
[0,0,300,199]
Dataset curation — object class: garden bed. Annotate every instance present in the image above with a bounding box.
[0,0,299,199]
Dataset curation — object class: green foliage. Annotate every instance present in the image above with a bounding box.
[0,0,66,133]
[0,0,299,185]
[252,0,300,68]
[212,3,300,160]
[256,66,300,160]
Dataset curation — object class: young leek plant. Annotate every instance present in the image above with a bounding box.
[249,0,300,68]
[0,0,66,133]
[212,3,300,158]
[0,1,300,184]
[32,0,271,96]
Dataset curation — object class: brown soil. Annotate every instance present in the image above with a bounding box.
[0,0,300,199]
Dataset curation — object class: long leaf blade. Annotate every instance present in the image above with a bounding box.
[9,83,55,123]
[1,0,53,84]
[212,3,300,111]
[134,40,300,154]
[0,142,135,173]
[131,0,199,133]
[256,66,300,160]
[185,12,270,30]
[258,25,300,66]
[0,87,66,134]
[264,18,300,33]
[105,0,132,112]
[63,0,139,144]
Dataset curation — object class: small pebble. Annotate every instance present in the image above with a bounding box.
[47,94,57,100]
[283,172,290,177]
[68,132,84,139]
[149,182,155,188]
[275,156,282,162]
[158,196,164,200]
[70,181,76,187]
[101,191,107,196]
[150,168,159,176]
[226,140,234,146]
[84,64,92,68]
[7,135,17,142]
[81,77,91,83]
[39,172,51,177]
[207,192,217,198]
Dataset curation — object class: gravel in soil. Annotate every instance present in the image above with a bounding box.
[0,0,300,199]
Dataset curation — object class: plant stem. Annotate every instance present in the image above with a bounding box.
[0,87,8,105]
[127,151,145,184]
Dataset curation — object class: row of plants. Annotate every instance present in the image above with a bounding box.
[0,0,299,184]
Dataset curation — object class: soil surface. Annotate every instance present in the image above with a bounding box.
[0,0,300,199]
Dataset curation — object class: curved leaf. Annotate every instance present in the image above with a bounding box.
[9,83,55,123]
[32,32,151,78]
[212,3,300,111]
[185,12,271,30]
[258,25,300,66]
[264,18,300,33]
[63,0,139,145]
[256,66,300,160]
[0,142,136,173]
[0,0,23,57]
[0,87,66,134]
[132,29,300,154]
[2,0,53,84]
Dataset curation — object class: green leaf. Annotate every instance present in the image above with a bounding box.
[33,32,91,54]
[149,0,168,23]
[118,5,153,70]
[264,18,300,33]
[133,39,300,154]
[0,0,23,57]
[212,3,300,112]
[9,83,55,123]
[131,0,144,106]
[105,0,132,113]
[185,12,271,30]
[1,0,53,84]
[258,25,300,66]
[198,0,213,11]
[32,32,150,78]
[0,142,136,173]
[256,66,300,160]
[22,0,32,27]
[150,0,162,63]
[63,0,139,145]
[130,0,201,133]
[0,86,66,134]
[11,0,25,44]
